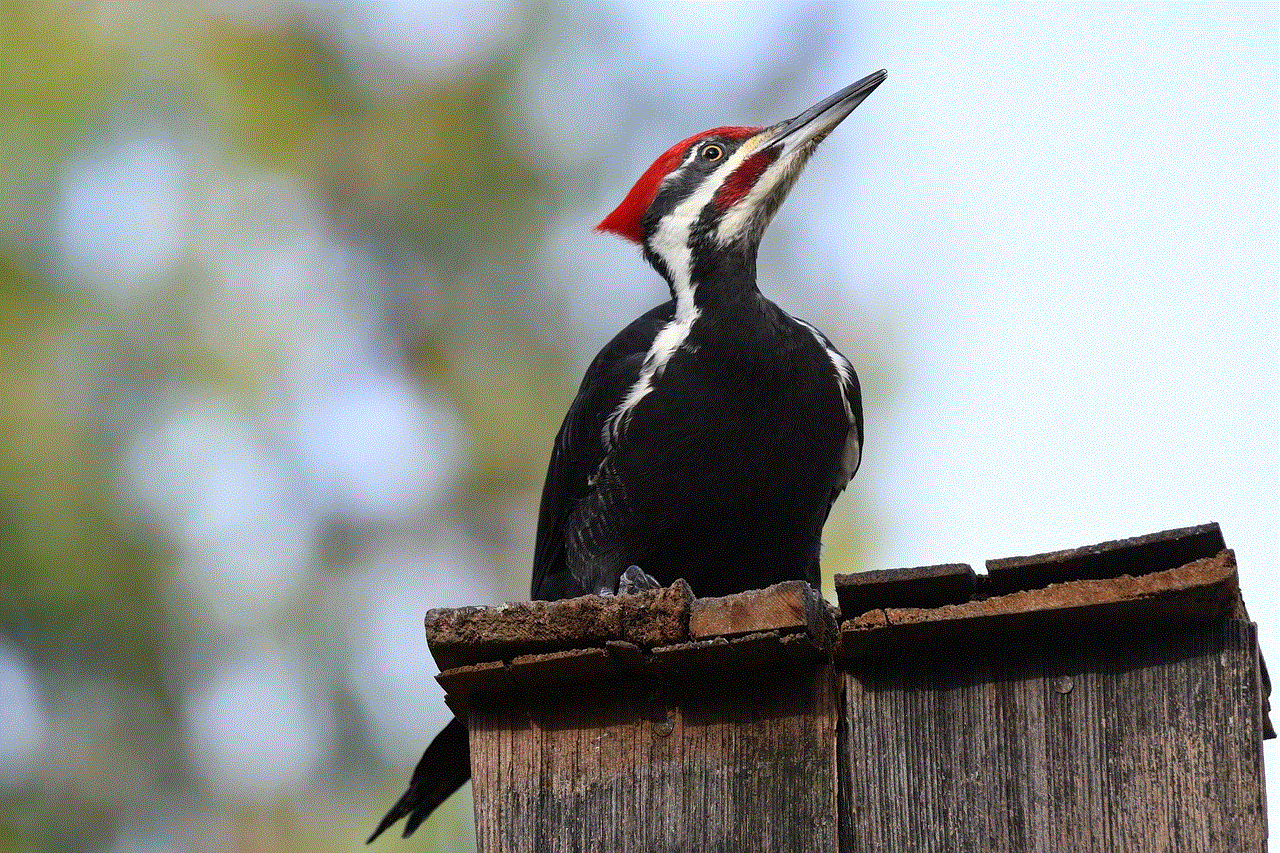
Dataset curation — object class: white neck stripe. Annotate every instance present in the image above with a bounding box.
[601,137,767,452]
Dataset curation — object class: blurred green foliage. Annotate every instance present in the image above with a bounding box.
[0,4,562,851]
[0,4,872,852]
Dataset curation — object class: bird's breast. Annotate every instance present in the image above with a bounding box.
[617,311,850,496]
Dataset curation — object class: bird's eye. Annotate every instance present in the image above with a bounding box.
[701,144,724,162]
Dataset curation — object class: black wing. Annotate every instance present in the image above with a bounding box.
[792,315,864,520]
[829,355,863,515]
[530,301,673,600]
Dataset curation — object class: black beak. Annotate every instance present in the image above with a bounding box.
[765,69,887,151]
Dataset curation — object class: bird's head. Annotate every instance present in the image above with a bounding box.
[598,70,886,285]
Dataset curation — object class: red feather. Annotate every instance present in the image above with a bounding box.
[597,126,759,244]
[712,147,780,212]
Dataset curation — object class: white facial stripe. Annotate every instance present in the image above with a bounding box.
[648,135,764,301]
[713,97,860,247]
[602,138,767,451]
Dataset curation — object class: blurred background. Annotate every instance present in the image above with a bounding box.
[0,2,1275,851]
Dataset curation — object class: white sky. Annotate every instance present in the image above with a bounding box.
[847,3,1277,575]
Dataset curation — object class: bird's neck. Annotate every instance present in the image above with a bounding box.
[651,241,761,322]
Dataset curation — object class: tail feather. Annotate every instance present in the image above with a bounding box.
[367,717,471,843]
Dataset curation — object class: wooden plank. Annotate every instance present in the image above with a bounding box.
[470,664,838,853]
[837,550,1239,657]
[834,563,975,617]
[508,647,617,689]
[838,619,1267,852]
[689,580,828,639]
[779,629,833,665]
[985,522,1225,593]
[650,631,783,676]
[436,659,513,698]
[604,640,648,675]
[424,581,692,671]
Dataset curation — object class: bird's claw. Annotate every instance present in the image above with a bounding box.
[617,565,662,595]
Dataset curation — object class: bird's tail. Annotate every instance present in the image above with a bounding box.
[367,716,472,843]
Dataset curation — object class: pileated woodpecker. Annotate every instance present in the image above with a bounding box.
[369,69,885,843]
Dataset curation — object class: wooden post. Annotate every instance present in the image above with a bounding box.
[840,619,1266,852]
[423,524,1270,852]
[470,663,837,851]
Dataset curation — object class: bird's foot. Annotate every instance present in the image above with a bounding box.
[617,565,662,595]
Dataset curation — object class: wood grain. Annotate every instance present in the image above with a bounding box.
[425,581,692,671]
[835,563,976,617]
[837,550,1241,658]
[432,526,1268,850]
[985,522,1226,593]
[470,664,838,853]
[689,580,828,639]
[839,619,1267,852]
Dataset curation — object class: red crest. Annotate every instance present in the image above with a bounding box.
[596,126,759,244]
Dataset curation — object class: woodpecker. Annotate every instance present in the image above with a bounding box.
[369,69,884,842]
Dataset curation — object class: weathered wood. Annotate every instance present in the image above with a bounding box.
[837,549,1240,657]
[470,664,838,853]
[835,562,975,617]
[422,524,1270,851]
[689,580,829,639]
[436,660,513,700]
[429,583,837,713]
[838,619,1267,852]
[424,581,692,671]
[985,522,1225,593]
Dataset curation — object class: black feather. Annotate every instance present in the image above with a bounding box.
[366,717,470,843]
[531,301,674,599]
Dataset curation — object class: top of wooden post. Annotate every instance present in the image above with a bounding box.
[835,522,1240,653]
[424,522,1270,736]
